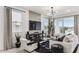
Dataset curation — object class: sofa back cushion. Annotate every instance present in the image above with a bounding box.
[63,34,78,43]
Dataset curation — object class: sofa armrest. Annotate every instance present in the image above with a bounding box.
[50,40,78,53]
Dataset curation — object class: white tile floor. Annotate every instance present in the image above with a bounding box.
[0,48,24,53]
[0,47,79,53]
[0,48,38,53]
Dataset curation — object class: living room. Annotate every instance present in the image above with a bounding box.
[0,6,79,53]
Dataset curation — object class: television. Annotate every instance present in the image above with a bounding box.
[29,21,41,30]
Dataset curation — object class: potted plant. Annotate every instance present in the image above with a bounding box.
[47,18,52,38]
[47,18,55,38]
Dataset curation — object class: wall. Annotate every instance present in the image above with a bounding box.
[22,10,29,38]
[0,7,5,50]
[29,11,41,22]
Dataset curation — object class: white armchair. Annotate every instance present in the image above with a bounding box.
[50,33,79,53]
[20,38,38,52]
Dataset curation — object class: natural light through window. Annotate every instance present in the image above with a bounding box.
[42,18,48,35]
[12,9,23,33]
[55,16,74,34]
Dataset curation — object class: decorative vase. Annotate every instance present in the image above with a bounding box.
[15,42,21,48]
[15,34,21,48]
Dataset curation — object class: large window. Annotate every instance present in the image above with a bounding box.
[12,9,23,33]
[63,17,74,34]
[41,18,48,35]
[55,18,63,34]
[55,17,74,34]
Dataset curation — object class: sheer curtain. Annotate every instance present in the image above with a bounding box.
[12,9,23,47]
[4,7,13,50]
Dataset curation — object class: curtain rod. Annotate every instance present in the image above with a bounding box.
[4,6,26,13]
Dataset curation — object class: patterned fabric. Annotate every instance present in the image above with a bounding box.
[63,33,78,43]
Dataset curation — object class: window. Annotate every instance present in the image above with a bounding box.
[12,9,23,33]
[55,18,63,34]
[41,18,48,35]
[63,17,74,34]
[55,17,74,34]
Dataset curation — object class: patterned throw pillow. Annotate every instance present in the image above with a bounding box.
[63,35,73,42]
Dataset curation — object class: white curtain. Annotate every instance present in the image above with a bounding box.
[4,7,13,50]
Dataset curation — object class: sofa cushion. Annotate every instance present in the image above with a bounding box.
[63,33,78,43]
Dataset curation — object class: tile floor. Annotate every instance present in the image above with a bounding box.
[0,48,38,53]
[0,46,79,53]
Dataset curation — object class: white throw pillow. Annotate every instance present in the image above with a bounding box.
[63,35,73,42]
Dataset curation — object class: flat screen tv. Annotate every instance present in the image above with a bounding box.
[29,21,41,30]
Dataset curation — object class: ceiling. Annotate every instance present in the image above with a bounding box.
[19,6,79,18]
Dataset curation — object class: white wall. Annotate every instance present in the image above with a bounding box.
[29,11,41,22]
[22,10,29,38]
[0,7,5,50]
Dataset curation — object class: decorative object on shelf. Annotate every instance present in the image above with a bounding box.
[15,33,21,48]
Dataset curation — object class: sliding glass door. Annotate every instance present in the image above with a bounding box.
[54,18,63,34]
[63,17,74,34]
[55,16,74,34]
